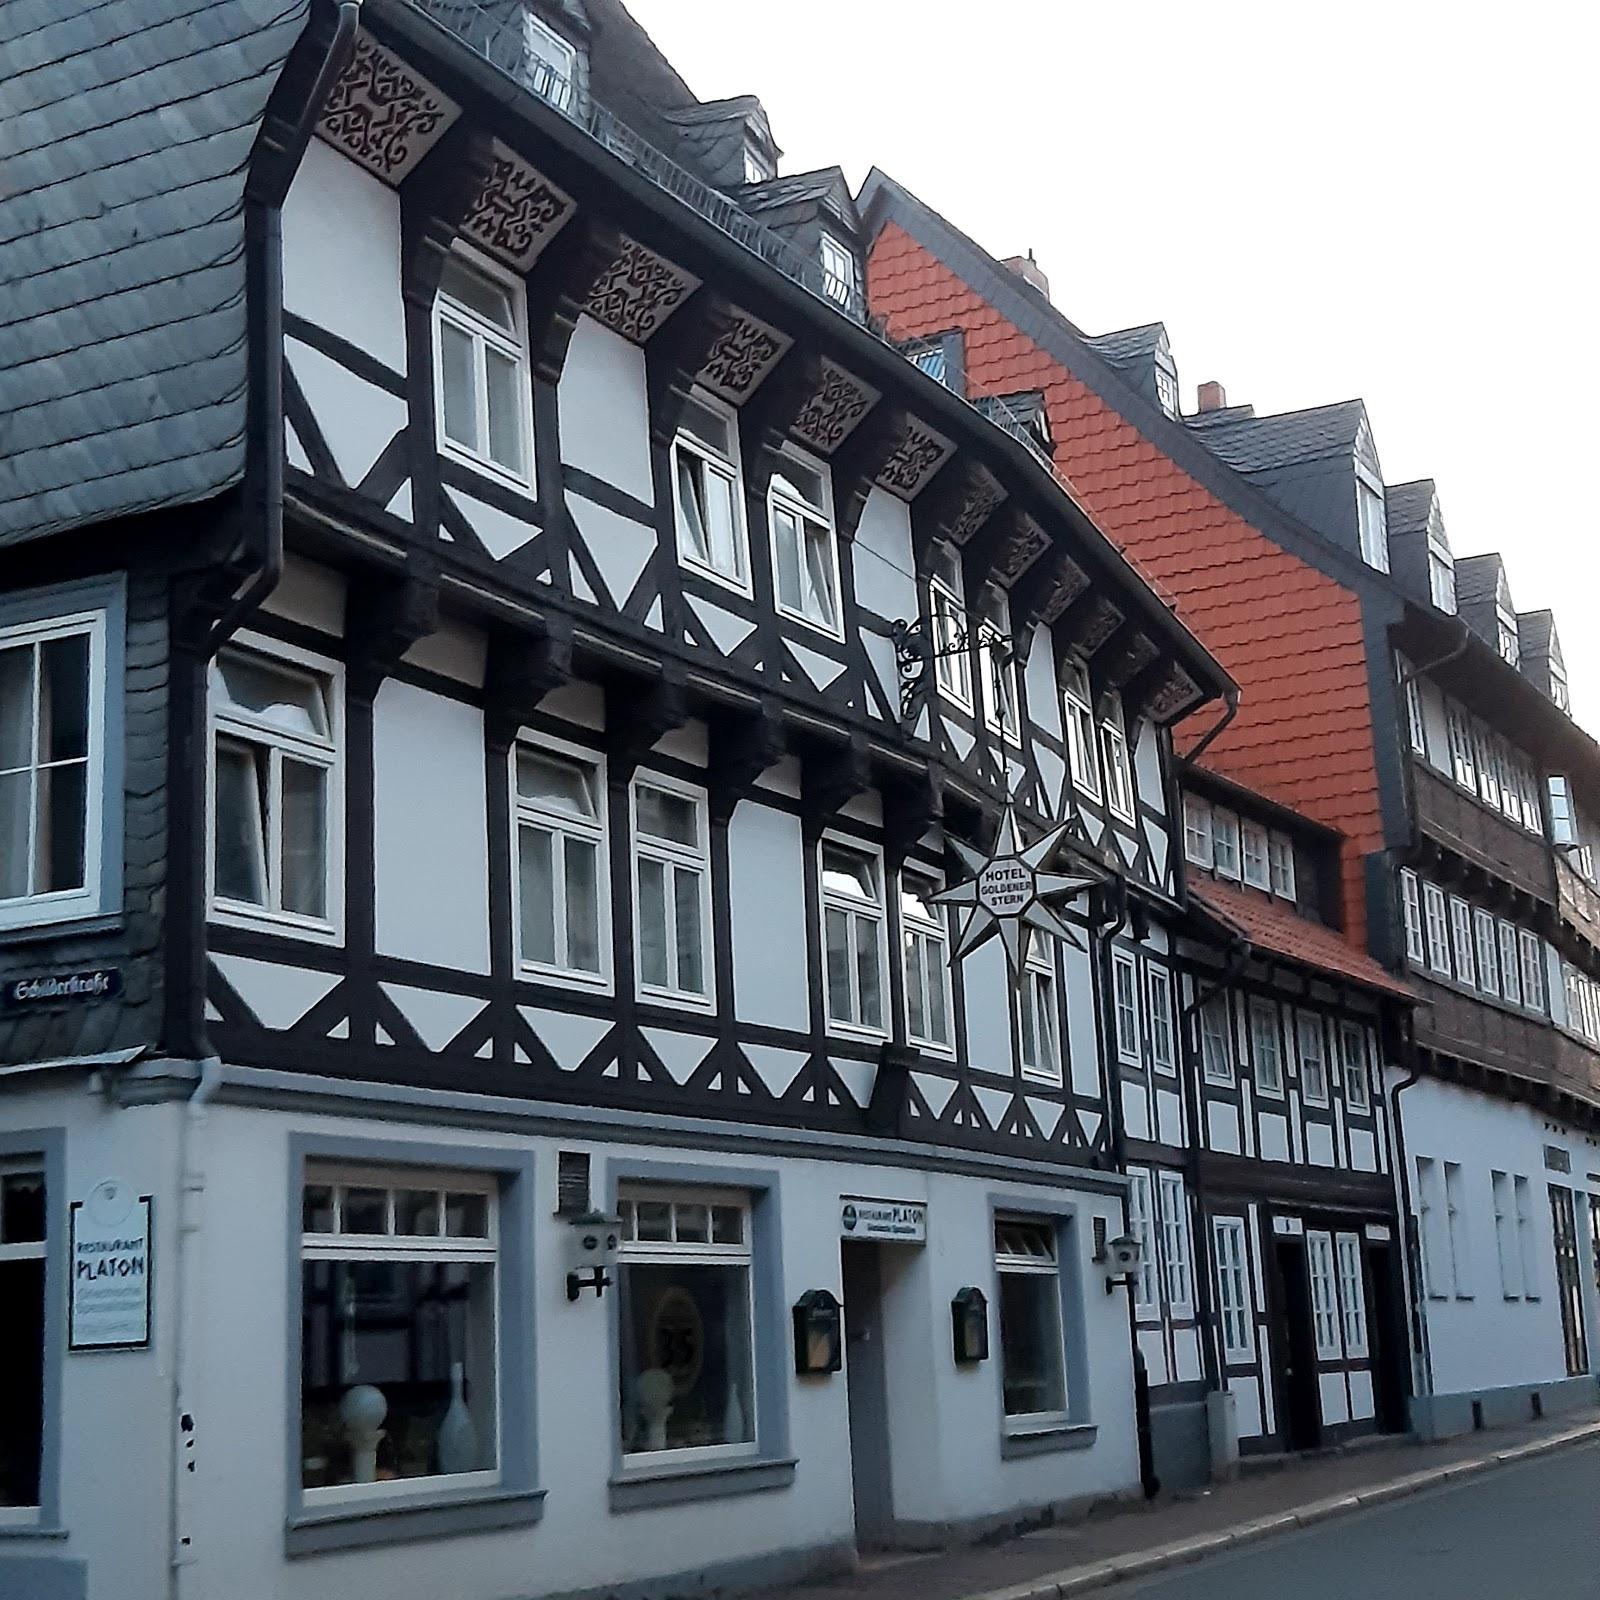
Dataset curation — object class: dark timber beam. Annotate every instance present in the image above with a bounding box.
[347,563,440,699]
[484,613,575,749]
[646,287,740,449]
[801,732,870,824]
[524,213,627,387]
[738,347,828,498]
[605,663,690,781]
[708,697,786,824]
[399,120,497,308]
[827,401,909,544]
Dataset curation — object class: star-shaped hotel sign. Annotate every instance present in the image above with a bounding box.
[932,801,1105,973]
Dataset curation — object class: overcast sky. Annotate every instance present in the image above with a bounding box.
[624,0,1600,721]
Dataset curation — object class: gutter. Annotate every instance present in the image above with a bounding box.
[1384,1013,1435,1421]
[1178,685,1240,770]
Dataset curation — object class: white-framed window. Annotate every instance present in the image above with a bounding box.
[994,1217,1067,1428]
[1099,701,1135,823]
[1018,933,1062,1084]
[1550,669,1571,713]
[522,10,578,110]
[899,870,952,1053]
[928,546,972,708]
[1249,999,1283,1096]
[908,338,949,384]
[820,838,887,1035]
[978,587,1021,743]
[1063,663,1101,800]
[1306,1228,1341,1358]
[1400,869,1424,962]
[1356,475,1389,572]
[1182,793,1212,867]
[769,447,841,638]
[1473,721,1501,810]
[1473,908,1498,997]
[1147,964,1175,1076]
[210,638,342,937]
[741,144,772,185]
[300,1166,499,1501]
[1446,704,1476,791]
[1296,1012,1328,1105]
[1267,832,1296,900]
[1548,775,1575,844]
[1211,808,1241,880]
[1399,659,1427,755]
[1496,601,1519,665]
[631,775,711,1007]
[1444,1160,1471,1299]
[1520,932,1545,1015]
[672,389,749,593]
[1200,995,1234,1085]
[1448,896,1475,987]
[1423,882,1451,975]
[1334,1232,1368,1357]
[616,1186,755,1462]
[1156,1171,1192,1314]
[1241,821,1269,890]
[433,249,534,488]
[0,1162,47,1515]
[818,231,857,307]
[1514,1175,1539,1298]
[1155,359,1181,419]
[1492,1170,1522,1298]
[511,741,607,984]
[1339,1022,1370,1111]
[1112,950,1141,1066]
[1498,921,1522,1007]
[0,609,107,929]
[1126,1172,1158,1313]
[1212,1216,1253,1362]
[1428,523,1456,612]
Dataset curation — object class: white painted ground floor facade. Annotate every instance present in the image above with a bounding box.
[0,1060,1142,1600]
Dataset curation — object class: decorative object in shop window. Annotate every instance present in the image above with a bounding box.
[565,1208,621,1300]
[436,1361,478,1476]
[792,1288,843,1375]
[339,1384,388,1484]
[1103,1232,1144,1296]
[950,1286,989,1364]
[636,1367,675,1450]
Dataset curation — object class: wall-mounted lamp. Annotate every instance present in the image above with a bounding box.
[792,1289,843,1375]
[564,1209,621,1301]
[1102,1232,1143,1296]
[950,1287,989,1364]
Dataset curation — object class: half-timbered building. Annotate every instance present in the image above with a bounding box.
[0,4,1232,1599]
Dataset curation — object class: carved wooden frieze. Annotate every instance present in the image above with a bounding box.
[992,516,1050,585]
[1034,555,1091,623]
[317,32,459,184]
[1108,631,1161,688]
[1145,663,1203,723]
[947,465,1007,546]
[791,359,879,454]
[697,313,792,404]
[1076,596,1125,656]
[584,238,699,343]
[875,419,954,500]
[459,143,573,270]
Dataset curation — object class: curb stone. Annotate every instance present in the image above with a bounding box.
[964,1419,1600,1599]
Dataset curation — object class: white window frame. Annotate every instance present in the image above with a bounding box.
[1267,832,1296,900]
[1211,808,1241,880]
[1156,1171,1193,1315]
[819,835,889,1039]
[208,632,344,944]
[1399,659,1427,756]
[1400,869,1424,963]
[768,445,842,640]
[978,587,1021,744]
[1497,920,1522,1007]
[1295,1011,1328,1106]
[1017,933,1062,1085]
[1444,1160,1472,1299]
[1334,1231,1368,1357]
[630,772,713,1010]
[818,231,857,308]
[1241,821,1269,890]
[1249,998,1284,1097]
[1147,963,1176,1076]
[1520,932,1545,1015]
[432,245,535,491]
[1126,1171,1158,1313]
[993,1216,1069,1431]
[1182,794,1212,867]
[1200,995,1235,1085]
[1473,908,1499,997]
[1339,1021,1370,1111]
[1422,882,1451,975]
[522,11,578,111]
[928,546,973,709]
[899,868,954,1056]
[1492,1170,1522,1298]
[1063,663,1101,801]
[1112,950,1141,1067]
[1356,474,1389,572]
[1473,720,1500,810]
[1448,896,1475,988]
[1213,1216,1253,1362]
[670,387,751,595]
[1446,703,1476,791]
[0,607,109,931]
[1099,704,1136,824]
[1306,1228,1342,1360]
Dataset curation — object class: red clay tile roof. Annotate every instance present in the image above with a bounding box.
[1191,879,1415,1002]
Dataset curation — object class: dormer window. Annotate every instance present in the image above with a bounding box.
[1496,601,1519,665]
[1154,358,1180,419]
[742,145,772,185]
[1427,513,1455,612]
[818,232,857,308]
[1551,668,1571,713]
[1356,473,1389,572]
[523,12,578,112]
[908,339,949,386]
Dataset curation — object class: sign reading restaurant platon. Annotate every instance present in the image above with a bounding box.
[69,1179,152,1351]
[841,1197,927,1243]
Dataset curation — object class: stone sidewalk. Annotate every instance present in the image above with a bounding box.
[771,1406,1600,1600]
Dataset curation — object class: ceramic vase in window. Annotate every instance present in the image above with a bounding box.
[339,1384,387,1484]
[436,1361,478,1475]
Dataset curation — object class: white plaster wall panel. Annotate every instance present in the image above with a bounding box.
[853,490,917,621]
[728,803,809,1032]
[686,593,756,657]
[832,1058,877,1109]
[519,1006,612,1071]
[559,315,654,502]
[641,1028,713,1085]
[537,679,605,732]
[386,480,413,521]
[287,420,312,474]
[287,337,408,487]
[756,754,802,800]
[1121,1080,1152,1143]
[961,941,1011,1075]
[1023,624,1063,741]
[862,630,900,720]
[373,679,491,975]
[211,954,339,1032]
[945,720,976,762]
[1137,1326,1170,1385]
[1305,1121,1336,1167]
[379,984,485,1052]
[789,640,848,692]
[1063,941,1102,1098]
[839,790,883,828]
[445,485,539,563]
[1286,1092,1304,1163]
[972,1084,1013,1133]
[653,718,707,767]
[1026,1097,1065,1140]
[1133,721,1164,810]
[1172,1326,1203,1383]
[1207,1099,1242,1155]
[568,494,656,610]
[1155,1086,1184,1147]
[1229,1375,1263,1439]
[745,1043,810,1098]
[1238,1082,1257,1157]
[1319,1372,1350,1426]
[261,554,346,637]
[1258,1113,1290,1163]
[1348,1369,1375,1421]
[1077,1110,1103,1146]
[1036,744,1067,816]
[281,137,407,371]
[404,618,487,688]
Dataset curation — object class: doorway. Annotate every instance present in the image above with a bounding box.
[1271,1237,1322,1451]
[841,1241,894,1548]
[1364,1240,1409,1433]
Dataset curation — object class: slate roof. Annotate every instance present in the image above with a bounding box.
[1386,479,1437,542]
[1454,552,1505,609]
[1083,322,1166,371]
[1518,609,1556,659]
[738,166,857,225]
[1185,401,1366,474]
[0,0,308,547]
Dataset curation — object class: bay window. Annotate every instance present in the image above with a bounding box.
[513,743,606,982]
[900,871,952,1052]
[821,839,886,1034]
[632,777,711,1005]
[1267,832,1295,900]
[769,448,840,636]
[1448,896,1475,987]
[1400,868,1424,962]
[1520,932,1546,1014]
[1498,920,1522,1006]
[994,1217,1067,1428]
[1017,932,1061,1083]
[0,1164,46,1514]
[672,390,749,591]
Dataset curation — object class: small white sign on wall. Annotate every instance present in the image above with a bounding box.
[841,1197,927,1243]
[69,1179,152,1351]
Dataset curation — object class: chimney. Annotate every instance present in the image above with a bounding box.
[1002,250,1049,301]
[1196,380,1228,413]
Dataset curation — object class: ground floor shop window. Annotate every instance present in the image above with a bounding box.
[616,1188,755,1461]
[994,1217,1067,1428]
[300,1168,499,1498]
[0,1165,46,1513]
[1549,1184,1590,1377]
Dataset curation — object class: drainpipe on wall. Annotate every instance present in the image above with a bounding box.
[1177,686,1239,772]
[1384,1011,1435,1431]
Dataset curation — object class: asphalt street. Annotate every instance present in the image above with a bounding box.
[1121,1438,1600,1599]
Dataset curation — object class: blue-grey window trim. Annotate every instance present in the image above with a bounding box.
[0,575,126,932]
[601,1155,796,1511]
[987,1189,1097,1458]
[0,1127,67,1539]
[283,1134,542,1556]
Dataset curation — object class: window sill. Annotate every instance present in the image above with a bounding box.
[0,905,115,943]
[679,555,755,604]
[211,903,342,948]
[0,1520,67,1542]
[609,1453,796,1512]
[773,607,845,647]
[286,1483,545,1556]
[999,1421,1097,1460]
[438,442,536,503]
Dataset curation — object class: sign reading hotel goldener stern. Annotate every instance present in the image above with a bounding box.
[69,1178,152,1351]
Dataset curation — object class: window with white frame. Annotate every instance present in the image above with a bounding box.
[818,232,857,307]
[978,588,1021,742]
[1182,794,1212,867]
[1018,933,1062,1084]
[522,11,578,110]
[1126,1172,1157,1313]
[1550,668,1571,713]
[1428,524,1456,612]
[1492,1170,1521,1298]
[1267,832,1296,900]
[994,1217,1067,1427]
[512,743,605,981]
[908,338,949,384]
[1473,721,1501,811]
[1473,908,1498,997]
[1249,999,1283,1095]
[1356,476,1389,571]
[1306,1229,1341,1359]
[1496,600,1520,665]
[1154,359,1181,419]
[900,871,952,1052]
[1448,896,1475,987]
[300,1168,498,1497]
[1422,882,1451,975]
[1212,1217,1252,1362]
[616,1187,755,1459]
[1211,807,1240,880]
[1400,869,1424,962]
[821,840,886,1034]
[1334,1232,1368,1356]
[1514,1175,1539,1298]
[1063,663,1101,800]
[1296,1012,1328,1105]
[434,251,532,486]
[672,390,749,591]
[1498,921,1522,1006]
[1520,932,1545,1014]
[1446,704,1476,790]
[1339,1022,1370,1111]
[211,643,339,929]
[1200,995,1234,1084]
[0,1164,47,1513]
[1099,699,1135,822]
[1400,663,1427,755]
[0,609,106,929]
[1112,951,1141,1065]
[1548,776,1576,845]
[929,546,972,707]
[1444,1160,1471,1298]
[1241,821,1269,890]
[632,777,711,1004]
[1156,1171,1192,1312]
[769,448,840,636]
[1147,965,1175,1076]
